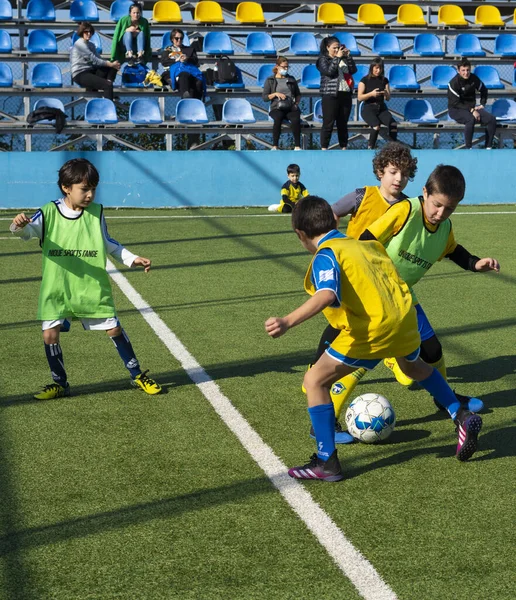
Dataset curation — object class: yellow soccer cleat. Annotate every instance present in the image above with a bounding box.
[34,382,71,400]
[132,370,162,395]
[384,358,414,387]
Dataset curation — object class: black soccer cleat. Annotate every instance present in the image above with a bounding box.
[288,450,344,482]
[454,406,483,462]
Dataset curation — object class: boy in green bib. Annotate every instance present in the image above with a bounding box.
[10,158,161,399]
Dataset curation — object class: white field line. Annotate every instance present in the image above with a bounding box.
[106,259,398,600]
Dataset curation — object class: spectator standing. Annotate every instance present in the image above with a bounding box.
[448,57,496,149]
[160,29,205,99]
[111,3,151,65]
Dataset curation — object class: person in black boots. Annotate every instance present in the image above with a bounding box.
[160,28,203,99]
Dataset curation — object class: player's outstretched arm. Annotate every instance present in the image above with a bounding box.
[131,256,152,273]
[474,257,500,273]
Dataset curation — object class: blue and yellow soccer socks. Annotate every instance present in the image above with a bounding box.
[110,330,141,379]
[308,403,336,462]
[44,342,67,385]
[330,368,367,419]
[428,356,447,381]
[419,368,460,420]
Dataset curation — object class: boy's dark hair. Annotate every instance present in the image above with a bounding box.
[457,57,471,69]
[425,164,466,202]
[367,57,384,78]
[287,163,300,175]
[58,159,100,193]
[292,196,336,238]
[373,142,418,181]
[77,21,94,37]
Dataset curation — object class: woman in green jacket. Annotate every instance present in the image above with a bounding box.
[110,3,151,65]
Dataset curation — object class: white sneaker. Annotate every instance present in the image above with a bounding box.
[294,146,301,151]
[268,204,280,212]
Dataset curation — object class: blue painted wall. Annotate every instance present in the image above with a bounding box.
[0,150,513,208]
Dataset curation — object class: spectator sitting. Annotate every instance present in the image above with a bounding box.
[71,22,120,101]
[160,29,205,99]
[111,3,151,66]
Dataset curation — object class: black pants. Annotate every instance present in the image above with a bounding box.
[269,108,301,147]
[321,91,353,149]
[448,106,496,148]
[73,67,117,101]
[361,103,397,148]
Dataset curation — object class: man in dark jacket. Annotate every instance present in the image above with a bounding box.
[448,57,496,149]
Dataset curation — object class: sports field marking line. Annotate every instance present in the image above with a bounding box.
[106,259,398,600]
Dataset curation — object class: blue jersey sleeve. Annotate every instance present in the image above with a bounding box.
[311,248,341,307]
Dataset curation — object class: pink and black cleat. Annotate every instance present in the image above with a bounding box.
[454,407,483,461]
[288,450,344,482]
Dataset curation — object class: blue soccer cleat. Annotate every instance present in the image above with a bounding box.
[309,419,356,444]
[434,393,484,414]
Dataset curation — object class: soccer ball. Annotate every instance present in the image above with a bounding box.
[345,393,396,443]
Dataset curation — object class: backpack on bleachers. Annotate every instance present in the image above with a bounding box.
[122,63,148,85]
[215,56,237,84]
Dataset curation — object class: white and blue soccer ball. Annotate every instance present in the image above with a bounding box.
[345,393,396,443]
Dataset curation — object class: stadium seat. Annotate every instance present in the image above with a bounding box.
[473,66,504,90]
[414,33,445,57]
[301,64,321,89]
[373,33,403,57]
[438,5,468,27]
[289,32,319,56]
[213,65,245,89]
[222,98,256,123]
[334,32,360,56]
[494,34,516,56]
[357,4,387,26]
[152,1,182,23]
[33,98,66,124]
[236,2,265,24]
[354,64,369,89]
[388,65,420,91]
[0,62,12,86]
[27,30,57,54]
[313,99,322,122]
[31,63,62,88]
[317,3,346,25]
[397,4,426,26]
[358,101,365,121]
[0,0,12,21]
[85,98,118,124]
[404,99,439,123]
[72,31,102,54]
[161,31,190,48]
[204,31,234,55]
[256,64,274,87]
[110,0,132,22]
[176,98,209,123]
[491,99,516,122]
[475,5,504,28]
[194,1,224,23]
[455,34,485,57]
[246,32,275,56]
[431,65,456,89]
[70,0,99,22]
[26,0,56,22]
[129,99,163,124]
[0,30,11,53]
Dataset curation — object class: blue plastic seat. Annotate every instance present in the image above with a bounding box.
[358,101,365,121]
[0,0,12,21]
[161,31,190,49]
[494,34,516,57]
[0,62,12,86]
[256,64,274,87]
[85,98,118,124]
[455,34,485,57]
[32,63,62,88]
[245,32,275,55]
[388,65,420,91]
[491,99,516,122]
[71,31,102,54]
[176,98,209,123]
[372,33,403,57]
[414,33,445,57]
[0,30,11,52]
[431,65,456,90]
[129,99,163,124]
[404,99,439,124]
[313,99,322,122]
[354,64,369,89]
[301,64,321,89]
[213,65,244,89]
[222,98,256,123]
[70,0,99,22]
[33,98,66,123]
[110,0,132,22]
[26,0,55,22]
[289,32,319,56]
[204,31,234,55]
[28,30,57,54]
[334,32,360,56]
[474,66,504,90]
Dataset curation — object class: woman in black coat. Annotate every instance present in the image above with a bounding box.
[316,36,357,150]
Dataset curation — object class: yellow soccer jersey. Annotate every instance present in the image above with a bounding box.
[279,180,309,212]
[345,186,399,239]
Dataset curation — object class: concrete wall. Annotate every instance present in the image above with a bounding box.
[0,149,512,208]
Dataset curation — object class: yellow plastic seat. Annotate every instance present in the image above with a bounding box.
[152,1,182,23]
[317,3,346,25]
[397,4,426,26]
[475,5,504,28]
[236,2,265,23]
[194,1,224,23]
[438,5,468,27]
[357,4,386,26]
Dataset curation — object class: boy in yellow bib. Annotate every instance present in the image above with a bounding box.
[10,159,161,399]
[265,196,483,481]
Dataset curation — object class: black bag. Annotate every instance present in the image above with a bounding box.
[215,55,238,84]
[204,68,215,86]
[27,107,66,133]
[276,97,294,111]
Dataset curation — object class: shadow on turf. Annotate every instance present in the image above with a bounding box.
[448,356,516,384]
[467,424,516,461]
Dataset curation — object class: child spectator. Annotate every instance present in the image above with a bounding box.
[268,164,309,213]
[265,196,483,481]
[10,159,161,400]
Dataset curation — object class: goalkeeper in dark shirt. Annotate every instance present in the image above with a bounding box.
[268,164,309,213]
